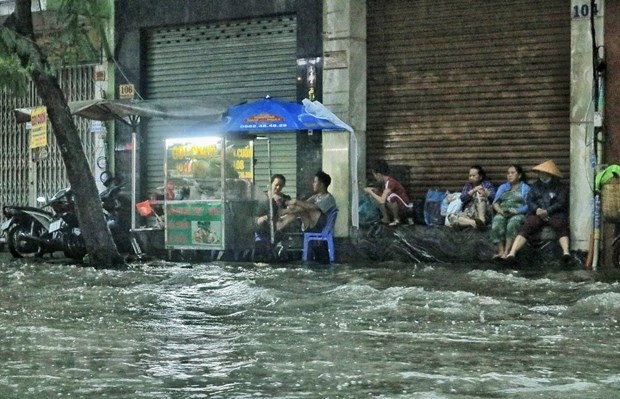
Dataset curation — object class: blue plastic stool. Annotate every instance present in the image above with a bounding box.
[302,209,338,262]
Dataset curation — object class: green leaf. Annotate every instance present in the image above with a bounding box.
[0,55,29,95]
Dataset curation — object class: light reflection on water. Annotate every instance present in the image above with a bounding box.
[1,257,620,398]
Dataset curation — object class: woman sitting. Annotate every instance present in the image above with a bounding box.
[490,165,531,259]
[447,165,496,230]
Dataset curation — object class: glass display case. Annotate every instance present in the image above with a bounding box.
[163,135,256,252]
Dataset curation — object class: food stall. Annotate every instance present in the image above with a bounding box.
[157,96,357,257]
[102,96,357,259]
[162,135,257,253]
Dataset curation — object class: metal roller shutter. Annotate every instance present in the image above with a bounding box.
[144,16,298,196]
[0,65,97,212]
[367,0,570,202]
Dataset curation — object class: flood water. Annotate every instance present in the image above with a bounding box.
[1,254,620,398]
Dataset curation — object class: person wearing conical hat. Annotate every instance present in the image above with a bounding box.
[506,160,571,263]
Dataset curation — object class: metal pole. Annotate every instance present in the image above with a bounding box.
[131,129,137,231]
[268,138,274,244]
[129,115,140,231]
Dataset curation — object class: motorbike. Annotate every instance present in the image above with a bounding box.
[99,178,132,253]
[46,187,87,260]
[2,178,130,260]
[1,188,70,258]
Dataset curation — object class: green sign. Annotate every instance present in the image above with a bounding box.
[165,201,223,249]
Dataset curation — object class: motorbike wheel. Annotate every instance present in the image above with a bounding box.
[7,223,45,258]
[63,233,87,260]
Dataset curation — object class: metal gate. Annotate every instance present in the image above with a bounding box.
[367,0,571,201]
[144,15,298,197]
[0,64,100,221]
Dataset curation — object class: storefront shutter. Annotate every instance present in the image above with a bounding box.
[367,0,570,202]
[144,16,298,197]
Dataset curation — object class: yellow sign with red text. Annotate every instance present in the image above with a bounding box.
[30,106,47,148]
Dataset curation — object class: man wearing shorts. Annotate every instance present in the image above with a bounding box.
[276,171,336,232]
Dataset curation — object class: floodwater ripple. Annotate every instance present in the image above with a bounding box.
[1,257,620,398]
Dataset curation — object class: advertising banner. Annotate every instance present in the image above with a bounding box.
[165,201,223,249]
[30,106,47,148]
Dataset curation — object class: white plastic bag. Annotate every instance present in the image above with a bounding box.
[444,198,463,226]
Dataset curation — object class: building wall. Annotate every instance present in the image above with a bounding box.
[322,0,367,236]
[603,0,620,268]
[114,0,324,197]
[111,1,619,260]
[570,0,603,253]
[115,0,321,87]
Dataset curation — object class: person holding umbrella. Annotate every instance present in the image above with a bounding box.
[505,160,571,262]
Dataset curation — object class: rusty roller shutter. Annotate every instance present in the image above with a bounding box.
[367,0,570,202]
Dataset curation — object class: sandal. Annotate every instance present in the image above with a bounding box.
[388,220,401,227]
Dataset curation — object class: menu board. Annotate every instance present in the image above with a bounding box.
[165,201,224,249]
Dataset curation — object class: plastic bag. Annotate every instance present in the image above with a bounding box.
[444,198,463,226]
[359,195,381,226]
[423,189,447,226]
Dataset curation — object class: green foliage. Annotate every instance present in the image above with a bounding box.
[54,0,111,19]
[0,55,29,95]
[0,0,112,73]
[45,0,112,65]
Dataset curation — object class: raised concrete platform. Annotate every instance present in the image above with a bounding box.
[337,224,583,270]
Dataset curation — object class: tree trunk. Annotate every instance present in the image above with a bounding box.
[9,0,125,268]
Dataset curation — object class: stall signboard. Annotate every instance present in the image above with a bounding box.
[229,139,253,179]
[165,201,224,249]
[30,106,47,148]
[166,138,224,201]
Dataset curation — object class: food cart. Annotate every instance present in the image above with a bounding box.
[162,134,257,253]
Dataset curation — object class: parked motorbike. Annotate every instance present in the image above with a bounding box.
[99,178,132,253]
[2,178,131,260]
[1,188,69,258]
[46,187,87,260]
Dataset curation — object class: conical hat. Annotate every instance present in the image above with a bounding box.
[532,160,563,178]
